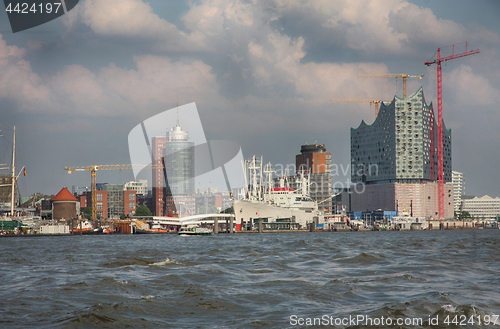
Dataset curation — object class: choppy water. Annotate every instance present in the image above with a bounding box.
[1,230,499,328]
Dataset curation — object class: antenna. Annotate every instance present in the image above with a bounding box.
[176,102,179,126]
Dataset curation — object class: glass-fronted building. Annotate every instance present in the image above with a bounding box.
[351,87,451,184]
[349,87,454,219]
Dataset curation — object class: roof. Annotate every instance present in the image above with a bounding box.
[52,187,78,202]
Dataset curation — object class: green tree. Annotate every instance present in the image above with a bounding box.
[457,211,471,220]
[135,205,152,216]
[221,206,234,214]
[83,206,92,220]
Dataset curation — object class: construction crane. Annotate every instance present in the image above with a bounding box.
[64,164,162,221]
[425,42,479,220]
[358,74,424,98]
[330,98,388,118]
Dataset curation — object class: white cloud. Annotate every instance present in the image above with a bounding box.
[80,0,179,39]
[97,55,220,107]
[41,55,220,116]
[0,33,220,116]
[0,35,52,111]
[180,0,256,51]
[446,65,497,106]
[247,31,394,103]
[388,3,468,47]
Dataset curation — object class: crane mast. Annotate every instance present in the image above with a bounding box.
[424,42,479,219]
[358,73,424,99]
[330,98,388,118]
[65,164,162,221]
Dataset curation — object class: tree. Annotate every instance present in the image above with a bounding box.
[457,211,471,220]
[221,206,234,214]
[135,205,152,216]
[82,206,92,220]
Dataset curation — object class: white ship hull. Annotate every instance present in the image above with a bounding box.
[234,199,322,228]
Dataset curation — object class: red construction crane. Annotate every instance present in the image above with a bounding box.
[424,42,479,219]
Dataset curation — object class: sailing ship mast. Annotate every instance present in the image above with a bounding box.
[11,126,15,217]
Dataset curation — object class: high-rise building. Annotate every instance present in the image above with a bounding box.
[350,87,454,219]
[163,123,195,216]
[152,122,195,216]
[152,136,167,216]
[296,144,332,213]
[452,171,464,212]
[125,180,148,196]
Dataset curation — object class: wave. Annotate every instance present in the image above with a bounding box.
[150,258,181,266]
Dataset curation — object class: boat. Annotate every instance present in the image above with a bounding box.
[134,227,172,234]
[102,225,114,234]
[178,225,212,236]
[234,156,324,230]
[134,221,174,234]
[73,220,102,235]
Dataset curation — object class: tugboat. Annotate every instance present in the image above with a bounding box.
[73,220,103,234]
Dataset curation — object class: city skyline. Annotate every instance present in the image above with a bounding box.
[0,0,499,198]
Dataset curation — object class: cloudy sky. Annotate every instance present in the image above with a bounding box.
[0,0,498,197]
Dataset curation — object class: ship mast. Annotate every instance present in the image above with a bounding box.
[10,126,15,217]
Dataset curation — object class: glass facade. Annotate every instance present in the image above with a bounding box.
[103,184,124,218]
[351,87,451,184]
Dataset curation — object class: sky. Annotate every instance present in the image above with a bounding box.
[0,0,499,198]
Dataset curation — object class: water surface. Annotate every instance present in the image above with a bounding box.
[1,230,499,328]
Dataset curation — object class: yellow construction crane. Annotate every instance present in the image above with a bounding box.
[64,164,162,221]
[330,98,388,117]
[357,74,424,98]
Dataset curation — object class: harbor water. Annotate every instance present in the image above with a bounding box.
[1,230,499,328]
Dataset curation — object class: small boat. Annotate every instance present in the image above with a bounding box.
[102,226,115,234]
[134,227,172,234]
[73,220,102,235]
[178,225,212,236]
[134,222,173,234]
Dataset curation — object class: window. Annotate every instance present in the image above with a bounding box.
[129,194,135,201]
[97,194,103,201]
[96,202,103,209]
[129,202,135,209]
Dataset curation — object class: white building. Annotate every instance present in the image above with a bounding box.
[452,171,464,212]
[462,195,500,219]
[125,180,148,196]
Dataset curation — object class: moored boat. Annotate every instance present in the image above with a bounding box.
[73,220,102,234]
[134,227,172,234]
[178,225,212,236]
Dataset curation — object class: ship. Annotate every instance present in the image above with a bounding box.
[178,225,212,236]
[73,220,102,235]
[233,156,324,229]
[134,223,173,234]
